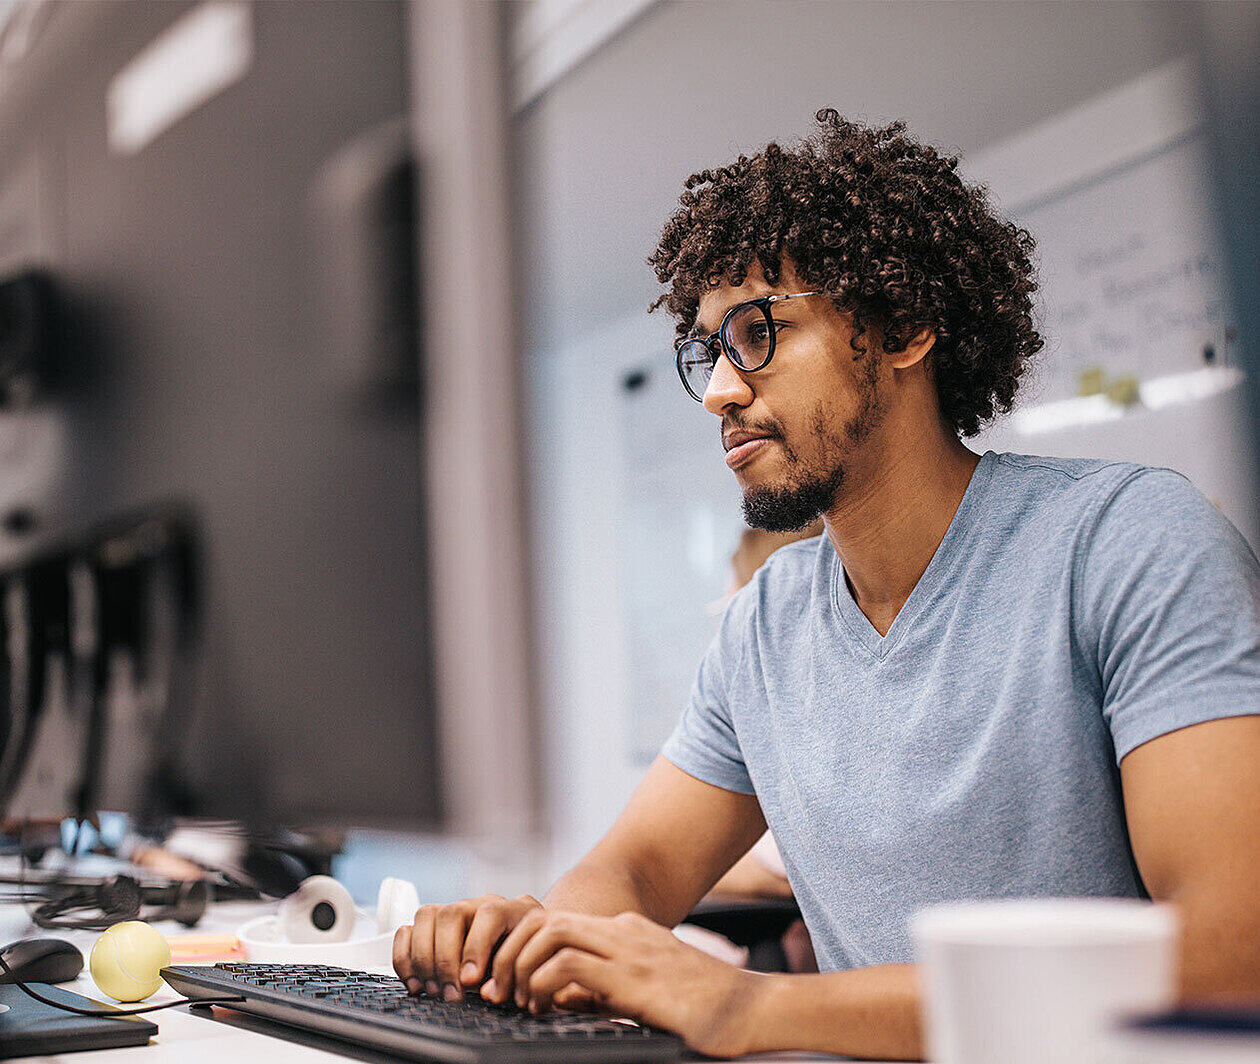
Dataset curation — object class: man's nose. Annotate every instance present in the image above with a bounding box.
[702,352,754,415]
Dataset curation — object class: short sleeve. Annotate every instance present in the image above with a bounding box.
[1077,468,1260,762]
[660,596,756,795]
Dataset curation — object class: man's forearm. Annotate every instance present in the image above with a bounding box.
[543,855,677,924]
[741,963,925,1062]
[1176,891,1260,1002]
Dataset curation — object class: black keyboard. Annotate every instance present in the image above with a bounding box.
[162,962,685,1063]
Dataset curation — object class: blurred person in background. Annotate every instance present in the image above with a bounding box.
[395,111,1260,1060]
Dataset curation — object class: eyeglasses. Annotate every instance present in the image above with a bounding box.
[674,291,824,402]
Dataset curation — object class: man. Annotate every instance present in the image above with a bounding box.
[394,111,1260,1060]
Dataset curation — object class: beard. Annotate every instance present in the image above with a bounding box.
[741,459,845,532]
[738,358,882,532]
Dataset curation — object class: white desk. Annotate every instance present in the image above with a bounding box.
[3,901,896,1064]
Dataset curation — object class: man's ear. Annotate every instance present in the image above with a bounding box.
[886,327,936,370]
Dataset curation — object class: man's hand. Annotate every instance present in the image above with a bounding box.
[392,894,543,1001]
[498,908,765,1058]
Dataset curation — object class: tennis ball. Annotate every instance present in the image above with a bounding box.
[89,920,171,1002]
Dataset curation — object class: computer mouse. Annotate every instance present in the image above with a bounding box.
[0,937,84,984]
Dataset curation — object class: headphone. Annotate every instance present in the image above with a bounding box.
[31,874,209,931]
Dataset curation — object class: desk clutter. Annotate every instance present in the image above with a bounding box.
[0,869,691,1063]
[2,874,1260,1062]
[237,874,418,967]
[0,871,424,1057]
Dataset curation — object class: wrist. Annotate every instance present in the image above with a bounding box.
[731,972,792,1056]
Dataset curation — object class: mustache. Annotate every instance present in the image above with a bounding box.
[721,414,782,441]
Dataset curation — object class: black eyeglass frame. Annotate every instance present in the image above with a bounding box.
[674,291,824,402]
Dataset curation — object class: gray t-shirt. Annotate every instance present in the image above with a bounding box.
[662,451,1260,971]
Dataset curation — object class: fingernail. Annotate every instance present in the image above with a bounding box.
[481,978,498,1000]
[460,961,478,984]
[405,978,421,995]
[515,990,525,1008]
[425,980,440,997]
[443,984,461,1002]
[528,999,540,1015]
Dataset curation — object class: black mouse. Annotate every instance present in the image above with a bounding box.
[0,937,84,984]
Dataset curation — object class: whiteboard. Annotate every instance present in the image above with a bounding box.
[968,57,1256,545]
[614,363,744,761]
[1018,130,1235,406]
[964,58,1244,422]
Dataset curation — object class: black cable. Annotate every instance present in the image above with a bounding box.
[0,951,243,1017]
[16,819,47,927]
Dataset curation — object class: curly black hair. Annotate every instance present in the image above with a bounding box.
[648,109,1043,438]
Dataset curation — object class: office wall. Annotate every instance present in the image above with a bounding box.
[513,1,1220,883]
[967,58,1257,546]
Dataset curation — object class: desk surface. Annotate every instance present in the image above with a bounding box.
[1,900,895,1064]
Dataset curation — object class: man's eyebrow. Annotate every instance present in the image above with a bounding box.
[692,305,732,336]
[692,291,776,337]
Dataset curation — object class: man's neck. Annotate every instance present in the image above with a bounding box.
[822,435,981,637]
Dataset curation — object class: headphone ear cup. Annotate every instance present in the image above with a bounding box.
[139,878,210,927]
[98,875,143,922]
[171,879,209,927]
[277,876,356,944]
[376,877,420,935]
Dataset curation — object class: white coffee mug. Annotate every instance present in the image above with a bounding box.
[913,897,1178,1064]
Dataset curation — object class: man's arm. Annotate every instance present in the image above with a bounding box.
[396,754,930,1057]
[506,910,925,1060]
[1120,714,1260,1000]
[394,756,766,1002]
[494,756,928,1059]
[507,714,1260,1059]
[542,755,769,923]
[505,721,1260,1061]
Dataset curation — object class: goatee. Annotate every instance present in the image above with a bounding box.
[741,466,844,532]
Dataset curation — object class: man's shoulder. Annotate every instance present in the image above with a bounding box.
[991,450,1155,493]
[988,450,1255,577]
[988,451,1203,526]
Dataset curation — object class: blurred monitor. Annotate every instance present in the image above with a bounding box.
[0,0,531,834]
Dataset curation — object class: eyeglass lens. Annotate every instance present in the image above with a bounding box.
[677,339,713,400]
[721,302,774,371]
[675,302,775,401]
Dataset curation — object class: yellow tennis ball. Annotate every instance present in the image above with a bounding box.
[89,921,171,1002]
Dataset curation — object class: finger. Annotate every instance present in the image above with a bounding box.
[434,904,475,999]
[392,925,422,994]
[513,912,626,1005]
[408,905,439,995]
[461,902,509,986]
[553,983,599,1012]
[526,948,613,1015]
[488,907,546,1004]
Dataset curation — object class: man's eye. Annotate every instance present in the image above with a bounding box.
[750,320,787,342]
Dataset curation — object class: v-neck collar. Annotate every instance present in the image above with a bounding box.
[830,450,998,660]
